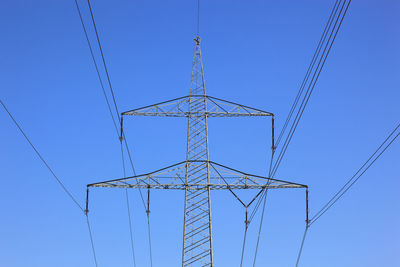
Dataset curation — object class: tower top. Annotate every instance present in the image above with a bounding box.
[194,36,201,45]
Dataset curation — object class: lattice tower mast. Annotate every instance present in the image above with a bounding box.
[86,37,308,267]
[183,36,213,266]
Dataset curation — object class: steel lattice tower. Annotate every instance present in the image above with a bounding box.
[86,37,308,267]
[183,36,213,266]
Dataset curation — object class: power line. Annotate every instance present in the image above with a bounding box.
[254,1,353,265]
[147,215,154,267]
[75,0,146,209]
[75,1,139,265]
[74,0,119,137]
[275,0,340,148]
[86,215,99,267]
[252,186,269,266]
[240,221,248,267]
[295,226,309,267]
[272,0,350,177]
[121,142,137,267]
[86,0,121,122]
[84,0,152,251]
[248,3,351,256]
[210,0,350,263]
[80,0,146,208]
[1,99,99,266]
[75,0,152,264]
[248,188,267,223]
[1,99,84,212]
[287,1,352,265]
[295,122,399,267]
[239,120,276,266]
[271,0,351,179]
[122,132,147,210]
[309,122,400,226]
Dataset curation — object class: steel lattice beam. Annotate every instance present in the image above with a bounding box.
[88,160,307,190]
[121,95,273,118]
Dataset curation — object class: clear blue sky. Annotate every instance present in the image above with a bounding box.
[1,0,399,266]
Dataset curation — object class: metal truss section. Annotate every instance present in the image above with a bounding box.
[182,36,213,267]
[87,36,308,267]
[121,95,273,118]
[87,160,307,190]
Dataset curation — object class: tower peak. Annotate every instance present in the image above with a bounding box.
[194,36,201,45]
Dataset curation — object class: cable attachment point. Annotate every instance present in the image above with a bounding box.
[271,116,276,153]
[85,187,90,216]
[146,185,151,216]
[305,188,310,226]
[244,208,249,229]
[119,115,124,143]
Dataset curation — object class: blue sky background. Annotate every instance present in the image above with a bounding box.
[1,0,399,266]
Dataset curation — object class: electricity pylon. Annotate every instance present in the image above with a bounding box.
[86,36,308,266]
